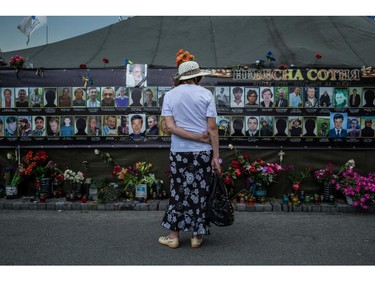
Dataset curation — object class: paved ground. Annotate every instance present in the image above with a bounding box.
[1,210,375,268]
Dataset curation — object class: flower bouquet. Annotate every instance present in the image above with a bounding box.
[335,160,375,209]
[112,161,163,199]
[9,55,25,69]
[222,144,283,203]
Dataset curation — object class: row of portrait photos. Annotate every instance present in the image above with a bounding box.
[1,86,375,109]
[1,114,374,138]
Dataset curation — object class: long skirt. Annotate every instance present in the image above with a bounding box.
[161,150,213,235]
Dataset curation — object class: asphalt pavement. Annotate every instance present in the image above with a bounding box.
[1,209,375,267]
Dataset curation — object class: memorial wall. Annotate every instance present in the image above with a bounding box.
[0,65,374,149]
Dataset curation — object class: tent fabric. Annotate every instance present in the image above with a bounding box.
[1,16,375,69]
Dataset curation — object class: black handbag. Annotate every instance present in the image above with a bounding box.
[206,169,234,227]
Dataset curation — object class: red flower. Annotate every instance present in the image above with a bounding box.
[243,154,250,159]
[80,64,86,69]
[279,64,287,69]
[102,58,109,64]
[231,160,241,169]
[315,53,322,59]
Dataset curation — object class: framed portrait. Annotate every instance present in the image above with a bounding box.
[217,115,231,137]
[57,87,72,107]
[44,87,58,108]
[259,87,275,108]
[15,87,29,108]
[318,87,334,108]
[157,86,172,108]
[135,184,147,199]
[1,87,15,108]
[245,116,259,137]
[230,86,245,108]
[126,64,147,87]
[230,116,245,136]
[244,87,260,108]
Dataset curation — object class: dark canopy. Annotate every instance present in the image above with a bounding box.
[2,16,375,69]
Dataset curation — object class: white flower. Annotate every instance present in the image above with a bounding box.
[228,144,234,150]
[346,159,355,170]
[94,149,100,155]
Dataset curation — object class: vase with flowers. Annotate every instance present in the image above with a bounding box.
[335,160,375,209]
[285,165,312,193]
[63,169,86,199]
[222,144,283,204]
[2,165,23,198]
[112,161,163,200]
[9,55,25,79]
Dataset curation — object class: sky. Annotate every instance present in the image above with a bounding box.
[1,0,371,53]
[0,16,124,52]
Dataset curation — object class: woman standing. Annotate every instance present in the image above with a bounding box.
[159,49,221,249]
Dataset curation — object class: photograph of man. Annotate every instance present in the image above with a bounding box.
[86,87,101,108]
[244,88,259,108]
[117,115,129,135]
[126,64,147,87]
[274,87,288,108]
[274,118,288,137]
[230,87,244,108]
[348,88,361,107]
[15,88,29,107]
[5,116,17,137]
[259,116,273,137]
[303,118,317,137]
[347,117,361,138]
[260,87,274,108]
[46,117,60,136]
[216,116,230,137]
[29,87,43,107]
[32,116,46,136]
[129,88,143,106]
[60,116,74,136]
[157,87,171,108]
[144,88,157,107]
[58,87,72,107]
[115,87,129,107]
[288,117,303,137]
[316,117,330,137]
[100,87,115,107]
[216,86,230,107]
[289,87,302,107]
[44,88,57,107]
[18,117,31,137]
[146,115,159,135]
[304,87,318,108]
[319,88,333,108]
[2,88,14,108]
[333,89,348,108]
[245,116,259,137]
[74,117,87,136]
[362,89,375,107]
[129,114,146,140]
[159,116,171,136]
[102,115,117,136]
[87,116,102,136]
[72,87,86,107]
[361,119,375,137]
[328,113,348,138]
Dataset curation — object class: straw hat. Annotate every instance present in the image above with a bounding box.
[177,61,211,81]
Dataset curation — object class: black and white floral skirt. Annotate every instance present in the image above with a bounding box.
[161,150,213,235]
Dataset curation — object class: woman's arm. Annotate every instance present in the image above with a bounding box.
[164,116,210,143]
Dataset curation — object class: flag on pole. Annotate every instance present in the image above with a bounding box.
[17,16,47,45]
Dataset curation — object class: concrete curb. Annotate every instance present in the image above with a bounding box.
[1,197,373,213]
